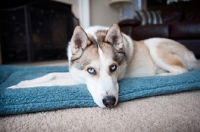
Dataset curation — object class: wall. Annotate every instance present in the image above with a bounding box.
[90,0,119,26]
[54,0,79,18]
[54,0,120,27]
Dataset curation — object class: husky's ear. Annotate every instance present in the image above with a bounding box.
[70,26,90,60]
[105,24,123,51]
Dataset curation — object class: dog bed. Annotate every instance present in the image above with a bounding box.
[0,65,200,116]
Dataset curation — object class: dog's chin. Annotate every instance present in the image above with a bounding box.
[93,98,106,108]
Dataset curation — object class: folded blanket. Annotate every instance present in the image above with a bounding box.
[0,65,200,116]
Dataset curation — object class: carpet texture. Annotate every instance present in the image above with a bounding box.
[1,65,200,116]
[1,90,200,132]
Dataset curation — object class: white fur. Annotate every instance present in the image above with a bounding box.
[9,73,78,88]
[96,47,119,107]
[144,38,197,75]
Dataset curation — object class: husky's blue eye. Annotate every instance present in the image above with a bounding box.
[110,65,117,72]
[87,68,96,75]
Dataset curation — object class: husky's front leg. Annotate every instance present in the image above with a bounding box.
[9,72,79,88]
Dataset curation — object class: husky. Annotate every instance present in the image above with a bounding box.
[10,24,197,108]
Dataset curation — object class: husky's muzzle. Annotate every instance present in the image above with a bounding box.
[102,96,116,108]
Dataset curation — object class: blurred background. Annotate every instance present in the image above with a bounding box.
[0,0,199,65]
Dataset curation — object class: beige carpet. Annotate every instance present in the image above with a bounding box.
[1,60,200,132]
[0,90,200,132]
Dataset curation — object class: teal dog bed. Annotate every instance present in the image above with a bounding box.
[0,65,200,116]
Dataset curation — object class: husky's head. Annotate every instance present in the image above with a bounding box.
[68,24,127,108]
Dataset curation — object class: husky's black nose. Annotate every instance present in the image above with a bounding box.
[102,96,116,108]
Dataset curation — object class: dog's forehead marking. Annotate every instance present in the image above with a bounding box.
[99,42,125,65]
[96,30,107,45]
[71,44,99,70]
[87,28,125,66]
[86,29,107,48]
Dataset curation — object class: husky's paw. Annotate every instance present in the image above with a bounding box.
[9,84,23,89]
[17,80,31,86]
[8,80,33,89]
